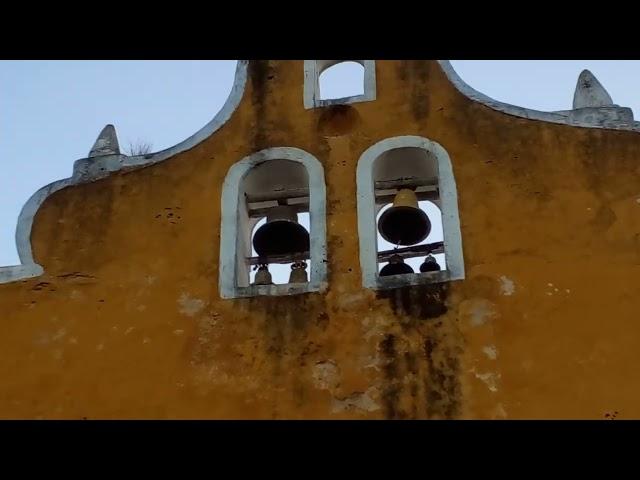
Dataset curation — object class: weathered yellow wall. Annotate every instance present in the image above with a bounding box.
[1,60,640,419]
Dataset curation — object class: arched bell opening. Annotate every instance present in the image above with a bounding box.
[219,146,328,299]
[240,159,311,288]
[372,146,446,278]
[356,136,464,290]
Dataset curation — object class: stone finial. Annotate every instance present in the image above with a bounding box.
[573,70,614,109]
[88,124,120,157]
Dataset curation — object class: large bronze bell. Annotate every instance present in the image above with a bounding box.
[419,254,441,273]
[379,254,414,277]
[253,205,310,257]
[378,189,431,246]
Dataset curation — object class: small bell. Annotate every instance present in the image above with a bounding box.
[253,205,310,257]
[419,254,441,273]
[379,254,414,277]
[289,261,308,283]
[253,264,273,285]
[378,189,431,246]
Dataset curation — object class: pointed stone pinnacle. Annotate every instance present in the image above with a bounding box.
[88,124,120,157]
[573,70,614,109]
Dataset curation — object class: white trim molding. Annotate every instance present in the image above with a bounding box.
[0,60,249,285]
[437,61,640,132]
[219,147,328,299]
[304,60,376,109]
[356,136,465,290]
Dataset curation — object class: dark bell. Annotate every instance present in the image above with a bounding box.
[289,261,308,284]
[378,189,431,246]
[253,264,273,285]
[380,254,414,277]
[419,255,441,273]
[253,206,310,257]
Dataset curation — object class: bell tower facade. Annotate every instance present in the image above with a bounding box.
[1,60,640,419]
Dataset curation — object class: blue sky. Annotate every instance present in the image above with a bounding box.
[2,60,639,272]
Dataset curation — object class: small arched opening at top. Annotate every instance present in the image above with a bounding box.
[318,61,365,100]
[304,60,376,109]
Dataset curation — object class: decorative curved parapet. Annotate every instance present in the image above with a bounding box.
[437,61,640,132]
[72,60,249,182]
[1,60,638,285]
[0,60,249,284]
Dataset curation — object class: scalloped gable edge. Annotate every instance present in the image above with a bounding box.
[0,60,249,284]
[436,60,640,131]
[1,60,638,285]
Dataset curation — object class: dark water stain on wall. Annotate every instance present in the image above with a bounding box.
[396,61,431,121]
[249,60,272,151]
[247,294,326,417]
[377,283,462,419]
[423,329,462,419]
[379,333,403,419]
[379,284,449,321]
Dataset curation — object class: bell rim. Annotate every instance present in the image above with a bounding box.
[377,206,431,246]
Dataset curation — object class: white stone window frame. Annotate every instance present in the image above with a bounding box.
[219,147,328,299]
[356,135,465,290]
[303,60,376,109]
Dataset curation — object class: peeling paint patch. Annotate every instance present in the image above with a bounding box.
[499,276,515,296]
[363,353,383,371]
[468,299,497,327]
[312,360,340,390]
[482,345,498,360]
[173,329,184,336]
[335,291,368,309]
[35,328,67,346]
[475,371,501,392]
[70,290,84,301]
[493,403,508,419]
[331,388,380,413]
[51,328,67,341]
[178,293,205,317]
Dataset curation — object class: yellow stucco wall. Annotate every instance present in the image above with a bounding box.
[1,60,639,419]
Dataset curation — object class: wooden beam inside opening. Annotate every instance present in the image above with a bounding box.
[247,251,310,266]
[377,242,444,262]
